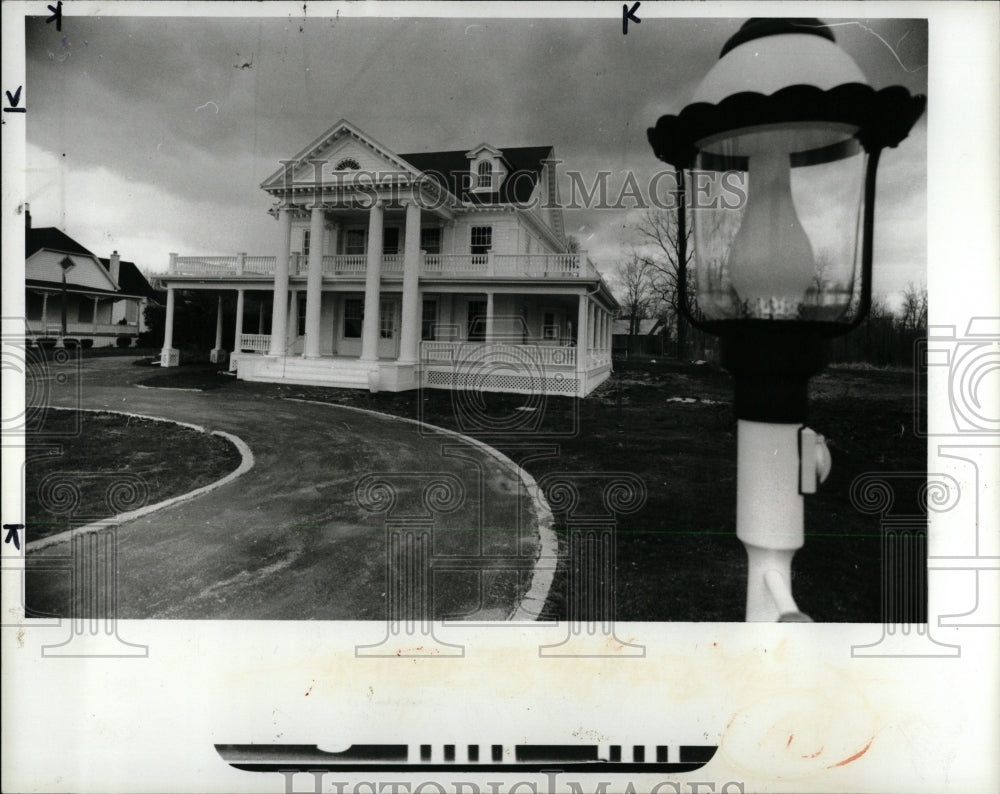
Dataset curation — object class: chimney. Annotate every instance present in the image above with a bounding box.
[109,250,121,285]
[24,203,31,230]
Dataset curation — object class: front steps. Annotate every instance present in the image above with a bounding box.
[235,355,417,392]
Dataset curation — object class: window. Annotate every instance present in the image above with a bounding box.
[542,311,559,340]
[470,226,492,255]
[379,300,395,339]
[126,301,139,324]
[335,157,360,170]
[420,227,441,254]
[421,300,437,341]
[383,227,400,256]
[302,229,311,258]
[467,299,487,342]
[344,298,364,338]
[297,293,307,336]
[345,229,366,256]
[476,160,494,190]
[78,299,94,324]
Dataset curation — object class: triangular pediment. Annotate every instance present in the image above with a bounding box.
[464,142,503,159]
[261,120,427,191]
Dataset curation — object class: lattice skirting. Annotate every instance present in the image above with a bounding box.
[423,368,580,396]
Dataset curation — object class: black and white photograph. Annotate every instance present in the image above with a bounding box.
[2,2,998,792]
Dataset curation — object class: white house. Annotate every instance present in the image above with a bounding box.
[25,209,162,347]
[157,120,618,396]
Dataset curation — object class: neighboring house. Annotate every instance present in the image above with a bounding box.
[24,209,162,347]
[158,120,618,396]
[612,317,666,358]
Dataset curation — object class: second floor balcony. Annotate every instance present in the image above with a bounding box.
[167,251,600,281]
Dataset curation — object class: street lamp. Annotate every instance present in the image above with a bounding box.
[647,18,925,621]
[57,256,76,348]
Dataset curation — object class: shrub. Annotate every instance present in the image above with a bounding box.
[80,339,94,349]
[116,334,133,349]
[62,338,79,349]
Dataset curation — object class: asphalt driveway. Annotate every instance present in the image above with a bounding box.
[25,356,541,620]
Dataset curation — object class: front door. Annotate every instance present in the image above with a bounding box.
[377,297,400,359]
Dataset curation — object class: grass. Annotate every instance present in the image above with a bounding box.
[25,410,244,542]
[137,363,235,390]
[220,358,923,623]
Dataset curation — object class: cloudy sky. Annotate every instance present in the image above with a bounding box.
[24,8,928,302]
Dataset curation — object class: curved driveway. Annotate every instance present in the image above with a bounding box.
[28,358,540,620]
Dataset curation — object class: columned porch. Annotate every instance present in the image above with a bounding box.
[157,188,615,395]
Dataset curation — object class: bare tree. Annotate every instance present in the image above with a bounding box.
[898,282,928,332]
[612,253,655,352]
[631,206,695,358]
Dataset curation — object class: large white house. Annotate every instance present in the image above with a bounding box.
[158,120,617,396]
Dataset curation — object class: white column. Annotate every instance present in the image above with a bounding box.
[92,297,100,333]
[360,201,384,363]
[41,293,49,328]
[576,293,588,395]
[397,201,422,365]
[287,290,298,349]
[210,295,225,362]
[160,287,179,366]
[268,206,293,356]
[234,288,245,352]
[258,301,265,334]
[302,205,325,358]
[485,292,495,343]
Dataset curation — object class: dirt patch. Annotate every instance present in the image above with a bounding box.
[25,410,244,542]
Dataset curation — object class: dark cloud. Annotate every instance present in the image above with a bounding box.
[25,13,927,292]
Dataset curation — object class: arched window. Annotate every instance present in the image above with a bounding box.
[477,160,494,190]
[334,157,361,171]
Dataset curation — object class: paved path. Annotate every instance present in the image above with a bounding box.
[27,357,540,620]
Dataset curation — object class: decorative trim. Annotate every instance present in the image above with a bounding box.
[648,83,926,167]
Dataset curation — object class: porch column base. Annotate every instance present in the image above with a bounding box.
[160,348,180,367]
[210,348,227,364]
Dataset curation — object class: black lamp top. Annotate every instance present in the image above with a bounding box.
[720,18,836,58]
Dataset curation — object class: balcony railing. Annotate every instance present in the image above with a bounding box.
[168,252,599,280]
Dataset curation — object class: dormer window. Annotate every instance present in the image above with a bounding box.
[476,160,494,190]
[334,157,361,171]
[466,143,505,193]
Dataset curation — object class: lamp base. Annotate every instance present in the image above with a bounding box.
[719,325,831,422]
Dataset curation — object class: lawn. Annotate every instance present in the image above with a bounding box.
[230,358,926,623]
[25,410,244,542]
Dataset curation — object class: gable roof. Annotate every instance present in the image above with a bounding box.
[25,224,161,302]
[26,227,96,259]
[399,146,553,205]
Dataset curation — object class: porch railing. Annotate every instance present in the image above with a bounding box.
[421,341,577,368]
[238,333,271,354]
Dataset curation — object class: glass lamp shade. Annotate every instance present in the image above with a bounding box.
[690,121,867,328]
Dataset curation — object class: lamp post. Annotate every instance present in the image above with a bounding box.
[647,18,925,621]
[56,256,76,348]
